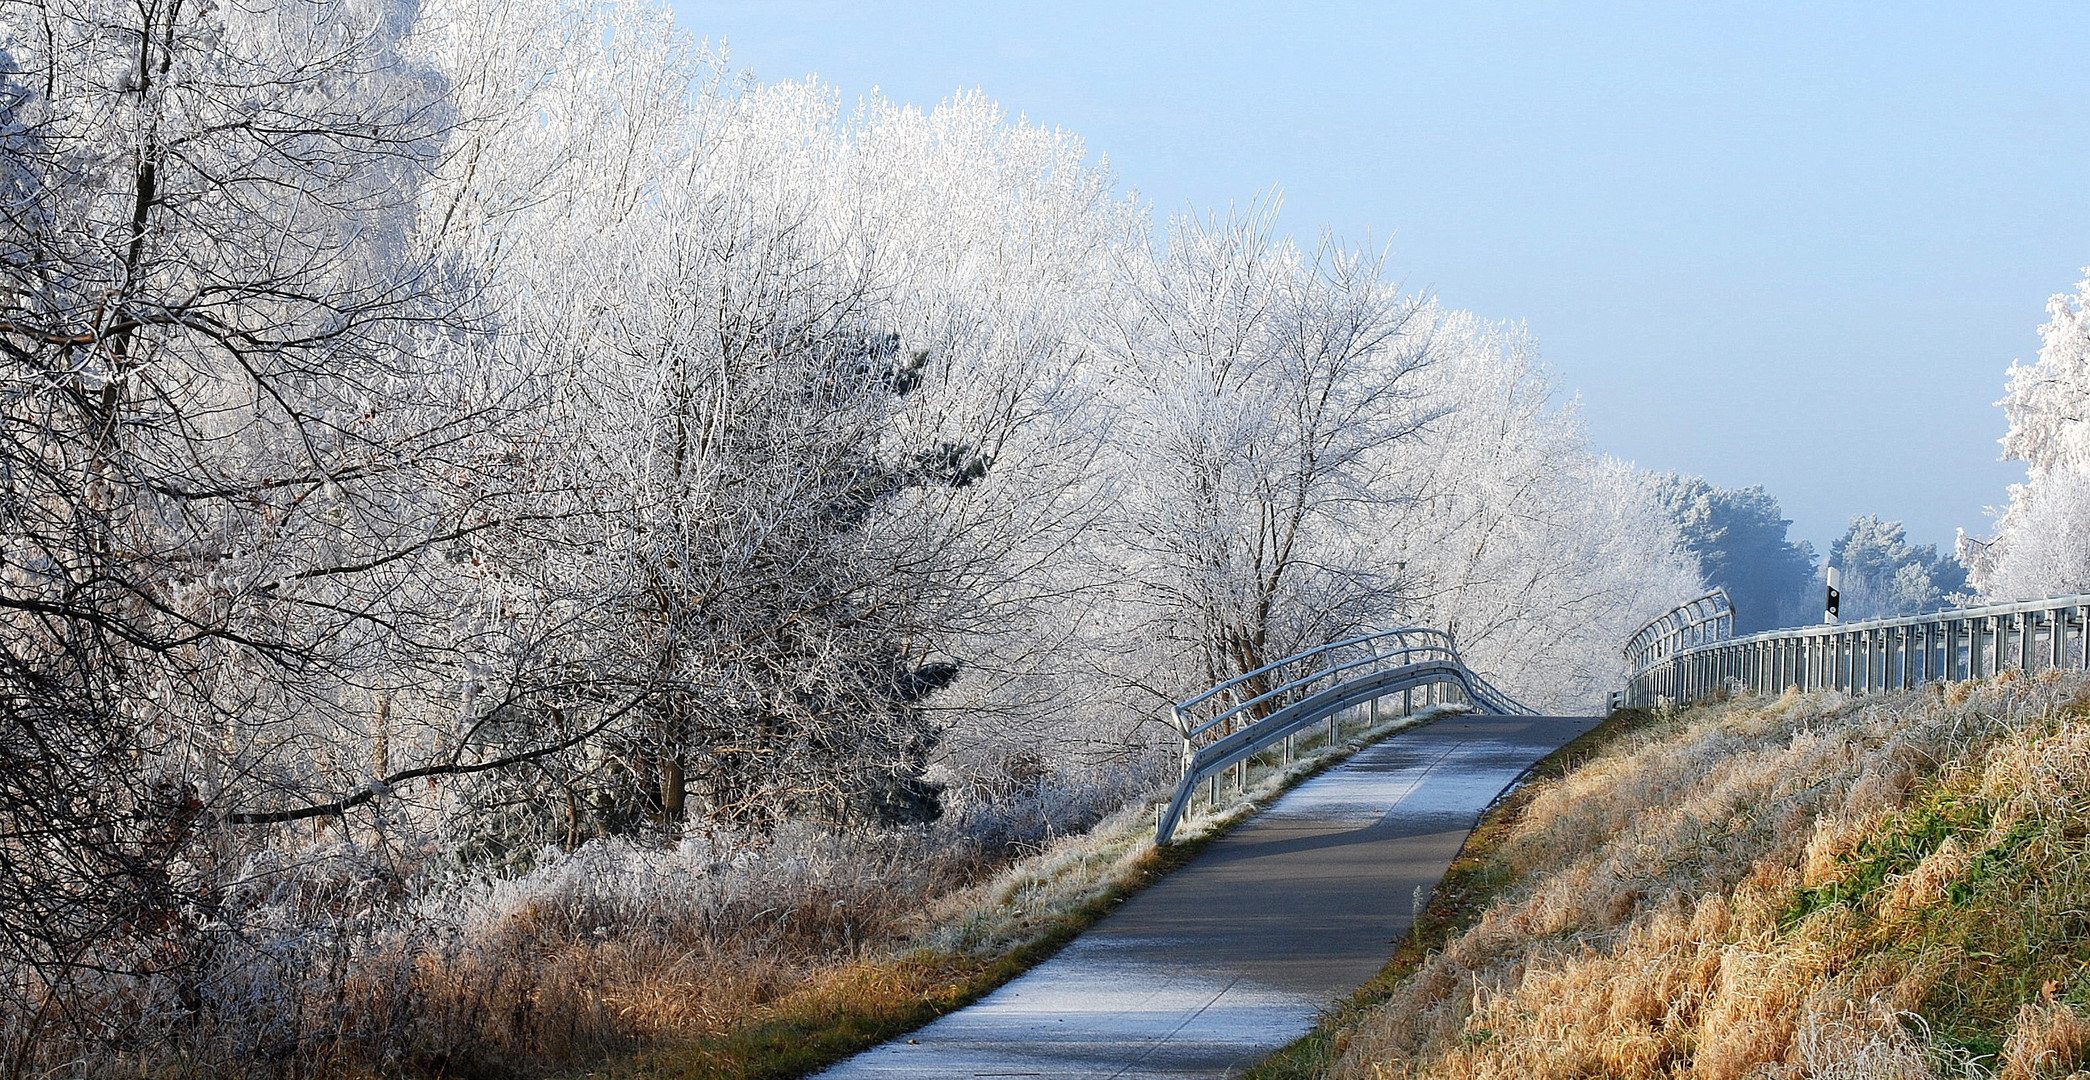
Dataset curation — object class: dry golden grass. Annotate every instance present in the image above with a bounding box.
[1306,676,2090,1080]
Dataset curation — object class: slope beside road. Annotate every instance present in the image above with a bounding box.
[813,712,1604,1080]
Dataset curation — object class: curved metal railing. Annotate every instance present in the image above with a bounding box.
[1621,591,2090,708]
[1624,588,1734,678]
[1154,628,1531,845]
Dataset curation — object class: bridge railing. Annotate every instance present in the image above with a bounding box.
[1155,627,1531,845]
[1623,589,1735,673]
[1622,592,2090,709]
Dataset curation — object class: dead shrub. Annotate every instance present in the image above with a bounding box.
[2002,998,2090,1080]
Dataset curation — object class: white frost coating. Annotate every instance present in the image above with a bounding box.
[823,936,1318,1080]
[1260,742,1463,825]
[1964,272,2090,600]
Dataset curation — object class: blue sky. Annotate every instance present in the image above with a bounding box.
[667,1,2090,555]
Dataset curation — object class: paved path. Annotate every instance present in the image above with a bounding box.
[815,713,1604,1080]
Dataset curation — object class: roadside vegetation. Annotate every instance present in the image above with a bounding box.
[572,703,1448,1080]
[1261,673,2090,1079]
[11,691,1433,1080]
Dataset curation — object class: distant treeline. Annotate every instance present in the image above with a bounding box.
[1653,476,1968,633]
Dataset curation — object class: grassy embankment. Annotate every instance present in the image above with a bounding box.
[1252,671,2090,1080]
[579,704,1455,1080]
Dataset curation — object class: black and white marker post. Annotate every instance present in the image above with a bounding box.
[1824,566,1842,625]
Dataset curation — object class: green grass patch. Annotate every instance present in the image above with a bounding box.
[1781,786,1996,928]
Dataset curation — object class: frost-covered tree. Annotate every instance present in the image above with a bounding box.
[1651,476,1818,633]
[1380,318,1703,706]
[1827,515,1965,620]
[408,18,1143,838]
[0,0,525,999]
[1095,201,1439,701]
[1963,272,2090,599]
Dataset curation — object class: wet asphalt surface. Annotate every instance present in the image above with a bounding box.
[812,712,1603,1080]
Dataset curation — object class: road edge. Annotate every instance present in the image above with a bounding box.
[580,707,1466,1080]
[1240,707,1659,1080]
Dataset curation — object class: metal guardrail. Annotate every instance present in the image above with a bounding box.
[1154,628,1532,845]
[1622,592,2090,708]
[1623,589,1734,672]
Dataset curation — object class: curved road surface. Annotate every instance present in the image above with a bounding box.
[815,712,1603,1080]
